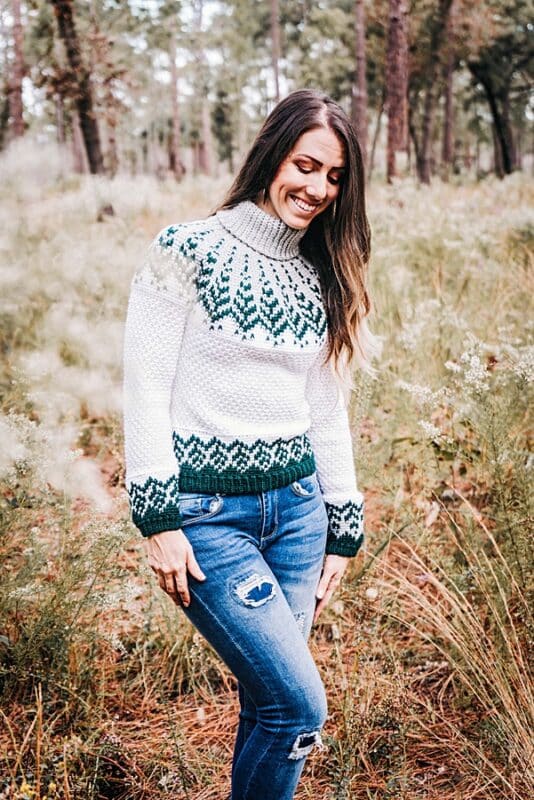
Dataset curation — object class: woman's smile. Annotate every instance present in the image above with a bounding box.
[290,195,320,213]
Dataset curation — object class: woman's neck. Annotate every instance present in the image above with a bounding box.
[216,200,307,260]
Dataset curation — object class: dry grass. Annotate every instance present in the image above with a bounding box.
[0,137,532,799]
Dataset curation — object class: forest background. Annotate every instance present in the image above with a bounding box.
[0,1,532,799]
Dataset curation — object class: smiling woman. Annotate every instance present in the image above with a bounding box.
[122,88,378,800]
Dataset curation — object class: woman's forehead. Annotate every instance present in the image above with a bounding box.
[290,128,345,168]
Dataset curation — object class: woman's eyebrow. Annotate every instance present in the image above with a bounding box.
[294,152,346,171]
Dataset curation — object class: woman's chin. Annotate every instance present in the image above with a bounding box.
[280,205,314,230]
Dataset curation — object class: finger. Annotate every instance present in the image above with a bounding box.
[313,595,328,624]
[315,585,335,618]
[174,568,190,606]
[187,549,206,581]
[316,579,327,600]
[163,573,178,599]
[313,582,338,623]
[316,572,333,601]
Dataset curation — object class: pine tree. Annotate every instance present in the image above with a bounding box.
[441,0,457,176]
[386,0,408,182]
[8,0,25,138]
[351,0,368,171]
[50,0,104,174]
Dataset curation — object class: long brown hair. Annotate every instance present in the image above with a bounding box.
[216,88,379,377]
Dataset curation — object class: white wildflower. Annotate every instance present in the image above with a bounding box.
[502,344,534,382]
[444,360,462,373]
[106,632,127,655]
[460,352,490,391]
[0,415,27,478]
[419,420,441,439]
[396,380,448,408]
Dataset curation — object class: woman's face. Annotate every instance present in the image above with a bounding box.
[259,126,345,230]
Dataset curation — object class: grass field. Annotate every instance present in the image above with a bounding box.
[1,139,532,799]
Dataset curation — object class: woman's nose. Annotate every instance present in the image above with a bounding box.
[305,174,327,201]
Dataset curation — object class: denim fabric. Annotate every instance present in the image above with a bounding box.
[176,471,329,800]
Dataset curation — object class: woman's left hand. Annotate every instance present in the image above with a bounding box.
[313,554,350,623]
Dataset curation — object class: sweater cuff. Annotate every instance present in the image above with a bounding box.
[128,474,182,537]
[324,497,364,557]
[135,510,183,537]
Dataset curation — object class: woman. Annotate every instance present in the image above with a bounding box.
[123,88,376,800]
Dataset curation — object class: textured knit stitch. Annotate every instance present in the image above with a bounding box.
[123,200,364,556]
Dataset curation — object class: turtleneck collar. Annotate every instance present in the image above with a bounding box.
[215,199,307,260]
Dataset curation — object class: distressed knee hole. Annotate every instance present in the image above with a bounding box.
[234,572,276,607]
[288,730,325,760]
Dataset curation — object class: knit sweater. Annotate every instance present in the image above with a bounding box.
[123,199,364,557]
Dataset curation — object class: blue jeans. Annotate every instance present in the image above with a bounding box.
[176,471,329,800]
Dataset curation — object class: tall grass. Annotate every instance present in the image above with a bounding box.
[0,137,532,798]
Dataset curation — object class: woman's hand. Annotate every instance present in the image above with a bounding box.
[313,554,350,623]
[145,529,206,607]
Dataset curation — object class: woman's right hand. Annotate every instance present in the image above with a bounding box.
[145,529,206,607]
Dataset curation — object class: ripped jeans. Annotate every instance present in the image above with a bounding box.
[176,471,329,800]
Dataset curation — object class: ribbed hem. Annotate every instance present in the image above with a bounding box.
[325,533,364,558]
[135,509,183,537]
[178,456,316,493]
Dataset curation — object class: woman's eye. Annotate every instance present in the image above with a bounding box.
[297,164,312,174]
[329,176,340,185]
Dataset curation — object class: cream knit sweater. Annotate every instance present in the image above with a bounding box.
[123,199,364,557]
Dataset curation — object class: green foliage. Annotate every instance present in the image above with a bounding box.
[12,0,532,185]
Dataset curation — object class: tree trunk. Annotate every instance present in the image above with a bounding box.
[55,92,65,144]
[386,0,408,183]
[420,83,435,184]
[141,131,148,173]
[270,0,280,103]
[515,126,522,170]
[441,0,456,177]
[169,34,185,180]
[237,98,248,162]
[192,139,200,174]
[408,107,424,180]
[51,0,104,174]
[367,91,385,183]
[420,0,454,184]
[0,8,10,150]
[199,99,213,175]
[469,61,514,176]
[105,114,118,177]
[191,0,212,176]
[491,124,504,178]
[502,93,518,170]
[351,0,368,171]
[441,56,454,173]
[71,108,89,173]
[8,0,24,139]
[88,2,120,176]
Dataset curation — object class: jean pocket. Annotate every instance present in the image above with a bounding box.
[289,474,319,498]
[179,493,224,527]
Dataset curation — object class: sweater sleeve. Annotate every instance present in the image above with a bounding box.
[123,226,196,536]
[305,345,364,557]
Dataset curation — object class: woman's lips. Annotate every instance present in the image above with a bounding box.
[290,195,320,213]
